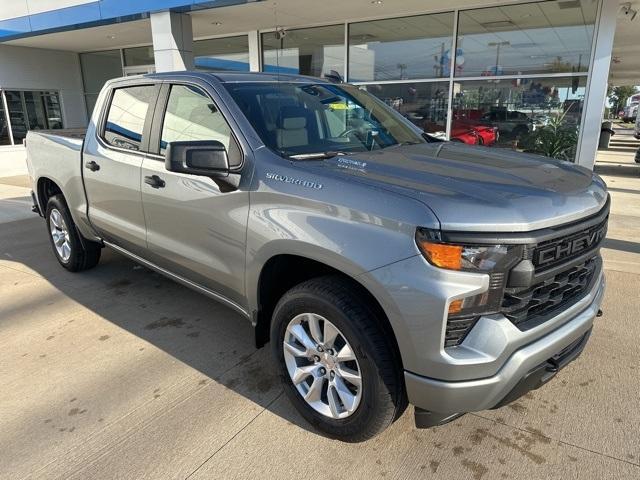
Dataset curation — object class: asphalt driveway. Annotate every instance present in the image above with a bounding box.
[0,168,639,480]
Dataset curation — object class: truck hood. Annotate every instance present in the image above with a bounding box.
[304,143,608,232]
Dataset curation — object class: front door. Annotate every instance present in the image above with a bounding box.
[140,82,249,308]
[83,83,159,255]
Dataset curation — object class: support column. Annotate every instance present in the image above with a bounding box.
[150,11,194,72]
[575,0,618,170]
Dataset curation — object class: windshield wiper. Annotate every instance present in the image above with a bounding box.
[287,151,347,160]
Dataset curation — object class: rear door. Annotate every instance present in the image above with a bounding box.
[140,81,250,308]
[83,82,160,255]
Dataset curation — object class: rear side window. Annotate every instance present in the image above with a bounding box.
[103,85,155,152]
[160,84,240,167]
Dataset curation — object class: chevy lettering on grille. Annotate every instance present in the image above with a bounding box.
[535,223,607,267]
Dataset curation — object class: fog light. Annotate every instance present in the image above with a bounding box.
[448,299,463,315]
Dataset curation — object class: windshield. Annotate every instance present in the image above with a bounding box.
[223,82,428,157]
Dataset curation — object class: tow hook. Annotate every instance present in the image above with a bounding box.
[596,309,603,318]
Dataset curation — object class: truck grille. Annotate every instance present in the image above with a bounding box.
[443,202,608,348]
[502,256,599,328]
[531,218,607,271]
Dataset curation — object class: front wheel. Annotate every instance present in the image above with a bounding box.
[271,275,406,441]
[45,194,101,272]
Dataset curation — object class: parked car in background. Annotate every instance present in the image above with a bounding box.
[449,124,479,144]
[26,72,609,441]
[421,121,483,145]
[454,120,498,146]
[481,110,533,140]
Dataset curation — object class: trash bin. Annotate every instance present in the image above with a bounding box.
[599,121,614,149]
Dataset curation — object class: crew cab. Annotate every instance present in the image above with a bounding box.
[26,72,608,441]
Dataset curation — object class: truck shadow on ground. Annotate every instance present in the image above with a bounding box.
[602,238,640,255]
[595,163,639,179]
[2,216,326,437]
[4,216,640,477]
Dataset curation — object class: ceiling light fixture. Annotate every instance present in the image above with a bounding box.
[211,21,222,26]
[621,3,638,21]
[371,0,383,5]
[481,20,515,29]
[106,34,116,39]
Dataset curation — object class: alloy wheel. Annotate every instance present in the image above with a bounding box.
[283,313,363,419]
[49,208,72,262]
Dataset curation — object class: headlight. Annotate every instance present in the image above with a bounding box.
[415,228,521,273]
[415,228,523,323]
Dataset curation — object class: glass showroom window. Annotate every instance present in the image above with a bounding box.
[80,50,123,118]
[359,82,450,138]
[456,0,597,78]
[348,12,454,82]
[2,90,63,144]
[195,35,250,71]
[452,76,587,160]
[1,92,11,145]
[123,46,155,68]
[262,25,345,80]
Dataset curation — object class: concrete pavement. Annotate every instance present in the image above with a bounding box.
[0,161,639,479]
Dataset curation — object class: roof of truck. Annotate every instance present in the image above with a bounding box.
[144,70,334,84]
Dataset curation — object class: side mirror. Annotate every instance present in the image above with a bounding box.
[165,140,230,177]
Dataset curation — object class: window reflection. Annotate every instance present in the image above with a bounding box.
[452,76,586,160]
[456,0,597,77]
[104,86,154,151]
[160,84,233,155]
[360,82,449,138]
[262,25,345,80]
[195,36,250,72]
[348,13,454,82]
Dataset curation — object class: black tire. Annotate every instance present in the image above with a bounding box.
[271,275,406,442]
[45,194,101,272]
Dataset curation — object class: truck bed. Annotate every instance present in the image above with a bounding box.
[26,128,89,228]
[30,128,87,141]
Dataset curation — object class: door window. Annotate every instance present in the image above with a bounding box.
[160,85,238,165]
[103,85,155,151]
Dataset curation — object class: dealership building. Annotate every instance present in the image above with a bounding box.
[0,0,637,172]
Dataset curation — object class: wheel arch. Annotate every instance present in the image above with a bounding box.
[36,176,63,214]
[252,252,404,372]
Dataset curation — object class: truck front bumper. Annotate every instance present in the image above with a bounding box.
[405,273,605,425]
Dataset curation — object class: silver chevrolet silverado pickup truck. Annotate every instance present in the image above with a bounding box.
[26,72,608,441]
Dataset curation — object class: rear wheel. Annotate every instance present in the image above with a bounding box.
[271,275,406,441]
[45,194,101,272]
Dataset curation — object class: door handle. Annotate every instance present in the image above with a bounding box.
[144,175,166,189]
[85,161,100,172]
